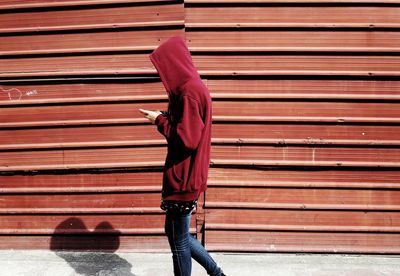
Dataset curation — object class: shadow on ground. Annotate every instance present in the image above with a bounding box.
[50,217,135,276]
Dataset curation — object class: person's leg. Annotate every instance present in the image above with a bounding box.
[189,235,224,276]
[165,210,192,276]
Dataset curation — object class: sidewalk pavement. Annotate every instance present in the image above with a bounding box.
[1,250,399,276]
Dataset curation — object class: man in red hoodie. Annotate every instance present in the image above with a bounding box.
[139,36,225,276]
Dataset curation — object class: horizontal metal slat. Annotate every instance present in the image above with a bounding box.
[186,31,400,53]
[0,0,173,10]
[0,208,163,214]
[2,123,400,151]
[0,125,164,150]
[0,147,166,171]
[0,102,167,128]
[1,79,399,105]
[0,171,162,193]
[211,145,400,168]
[212,101,400,123]
[0,185,161,194]
[2,101,400,128]
[205,209,400,232]
[207,223,400,232]
[2,123,400,150]
[0,54,155,78]
[207,167,400,189]
[0,193,161,213]
[0,29,184,56]
[206,186,400,210]
[205,231,400,253]
[192,55,400,77]
[212,124,400,146]
[3,54,400,78]
[0,235,170,252]
[2,145,400,171]
[0,81,168,105]
[206,79,400,101]
[0,214,165,234]
[186,0,400,3]
[213,116,400,123]
[2,168,399,193]
[0,214,196,235]
[185,6,400,28]
[0,4,184,33]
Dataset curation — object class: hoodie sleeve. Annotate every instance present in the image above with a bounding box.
[155,95,204,151]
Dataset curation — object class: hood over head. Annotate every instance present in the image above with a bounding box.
[149,36,201,96]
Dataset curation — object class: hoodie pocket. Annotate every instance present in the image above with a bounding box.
[171,163,184,183]
[165,155,193,192]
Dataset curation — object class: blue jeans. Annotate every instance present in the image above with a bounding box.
[165,210,223,276]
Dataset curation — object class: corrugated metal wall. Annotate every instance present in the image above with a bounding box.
[0,0,189,251]
[184,0,400,253]
[1,0,400,253]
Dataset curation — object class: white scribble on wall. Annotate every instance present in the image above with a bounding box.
[26,89,38,96]
[0,87,22,100]
[0,86,39,100]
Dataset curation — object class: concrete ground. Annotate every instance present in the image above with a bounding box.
[0,250,400,276]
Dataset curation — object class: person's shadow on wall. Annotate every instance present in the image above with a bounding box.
[50,217,135,276]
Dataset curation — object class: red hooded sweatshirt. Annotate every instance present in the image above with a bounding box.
[149,36,212,202]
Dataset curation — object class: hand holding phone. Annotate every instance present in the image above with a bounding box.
[139,108,162,124]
